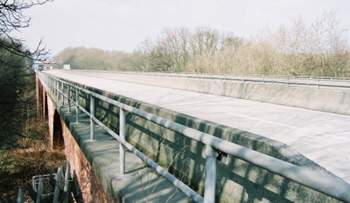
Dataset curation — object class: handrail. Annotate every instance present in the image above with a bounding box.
[38,72,350,202]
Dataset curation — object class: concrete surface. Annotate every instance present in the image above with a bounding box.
[49,93,194,202]
[46,70,350,186]
[74,71,350,115]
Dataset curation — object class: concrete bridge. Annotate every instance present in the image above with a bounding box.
[35,70,350,202]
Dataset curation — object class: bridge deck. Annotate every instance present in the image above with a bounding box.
[47,70,350,184]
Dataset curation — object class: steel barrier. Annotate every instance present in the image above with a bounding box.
[71,70,350,90]
[39,72,350,203]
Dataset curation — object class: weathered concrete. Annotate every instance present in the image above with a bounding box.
[75,71,350,116]
[37,76,193,202]
[37,71,348,202]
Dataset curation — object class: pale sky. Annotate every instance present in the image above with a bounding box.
[13,0,350,56]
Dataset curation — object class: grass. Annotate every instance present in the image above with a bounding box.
[0,119,66,202]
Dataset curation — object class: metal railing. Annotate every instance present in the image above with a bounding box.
[39,72,350,202]
[72,70,350,91]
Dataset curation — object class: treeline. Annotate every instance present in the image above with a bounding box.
[53,47,135,71]
[54,11,350,77]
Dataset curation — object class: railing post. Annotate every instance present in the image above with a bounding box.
[119,108,126,175]
[17,188,24,203]
[53,167,62,203]
[54,79,57,97]
[62,82,65,105]
[90,95,95,140]
[76,89,79,123]
[67,85,71,113]
[63,162,71,202]
[49,77,52,92]
[36,178,43,203]
[204,145,218,203]
[58,81,61,100]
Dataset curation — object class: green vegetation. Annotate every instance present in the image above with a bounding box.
[54,11,350,77]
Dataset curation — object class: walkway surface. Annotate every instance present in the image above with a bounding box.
[46,70,350,184]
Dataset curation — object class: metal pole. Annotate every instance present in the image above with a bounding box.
[16,188,24,203]
[67,85,71,112]
[63,162,71,202]
[54,79,57,97]
[49,77,52,92]
[76,89,79,123]
[36,178,43,203]
[53,167,62,203]
[90,95,95,140]
[58,81,60,99]
[62,82,65,105]
[119,108,126,175]
[204,145,218,203]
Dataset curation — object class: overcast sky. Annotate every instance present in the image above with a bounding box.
[14,0,350,56]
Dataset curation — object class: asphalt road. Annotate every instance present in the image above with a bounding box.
[46,70,350,184]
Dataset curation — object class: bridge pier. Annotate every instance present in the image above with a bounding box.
[36,76,48,119]
[52,109,64,150]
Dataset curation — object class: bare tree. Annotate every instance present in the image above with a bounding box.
[137,26,245,73]
[0,0,52,59]
[190,27,220,55]
[265,10,350,76]
[0,0,52,152]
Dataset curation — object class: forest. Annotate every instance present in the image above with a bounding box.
[54,11,350,77]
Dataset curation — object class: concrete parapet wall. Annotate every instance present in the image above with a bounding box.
[88,72,350,115]
[65,78,342,202]
[38,74,344,202]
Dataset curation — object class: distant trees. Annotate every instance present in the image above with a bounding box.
[136,26,245,72]
[183,11,350,76]
[53,47,135,70]
[53,11,349,77]
[259,10,350,76]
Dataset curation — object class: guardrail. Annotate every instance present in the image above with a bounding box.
[78,70,350,90]
[39,72,350,202]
